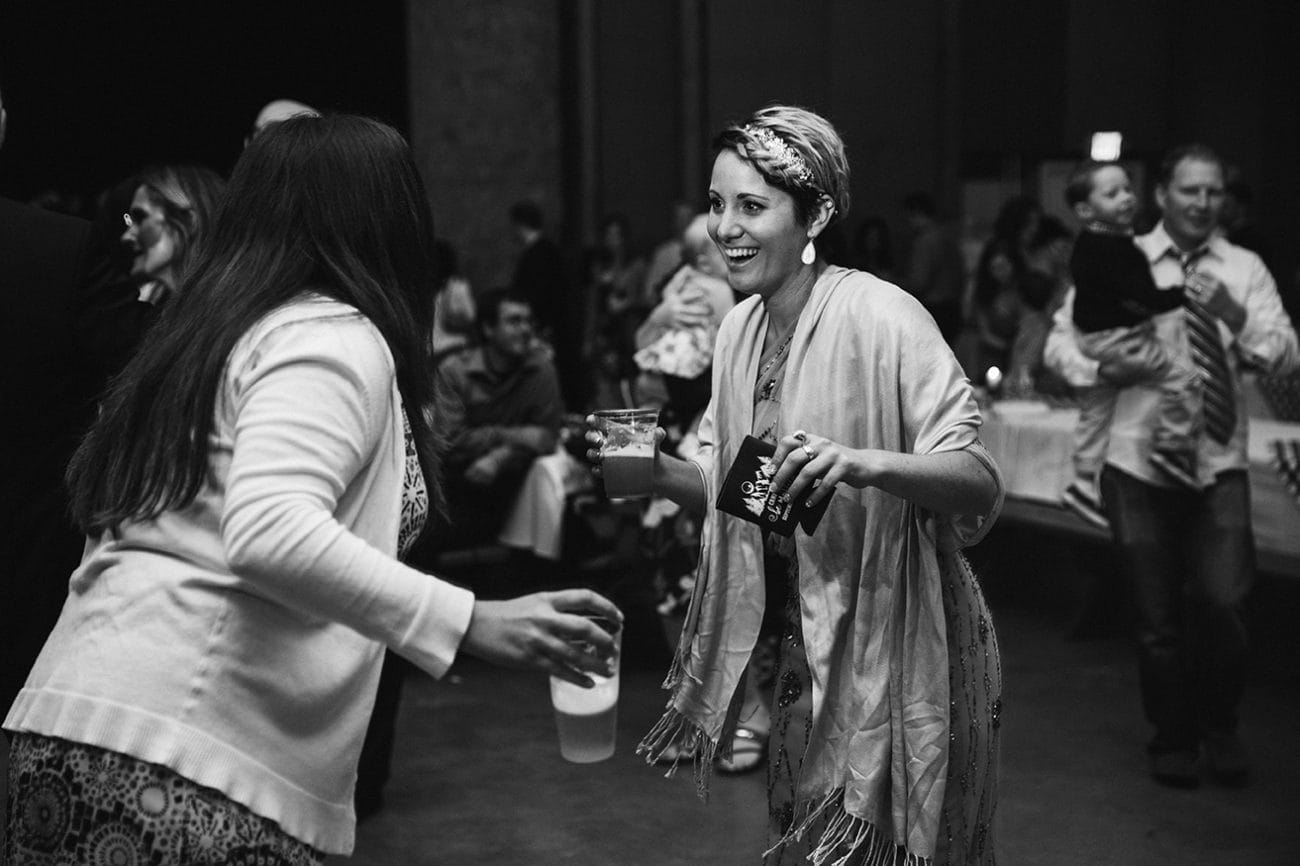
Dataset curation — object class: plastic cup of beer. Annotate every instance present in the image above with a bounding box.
[549,618,622,763]
[594,408,659,501]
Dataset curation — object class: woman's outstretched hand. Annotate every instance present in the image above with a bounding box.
[461,589,623,687]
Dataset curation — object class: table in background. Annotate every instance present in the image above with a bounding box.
[980,399,1300,576]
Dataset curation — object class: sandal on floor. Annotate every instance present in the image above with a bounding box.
[715,726,767,775]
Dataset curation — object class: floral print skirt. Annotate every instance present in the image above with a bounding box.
[5,733,324,866]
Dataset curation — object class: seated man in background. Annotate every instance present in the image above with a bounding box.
[436,288,565,548]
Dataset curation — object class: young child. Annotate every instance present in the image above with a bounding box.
[1061,160,1199,528]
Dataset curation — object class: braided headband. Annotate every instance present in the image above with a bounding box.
[743,124,817,189]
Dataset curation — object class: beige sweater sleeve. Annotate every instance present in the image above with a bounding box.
[220,314,474,678]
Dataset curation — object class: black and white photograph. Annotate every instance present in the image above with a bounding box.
[3,2,1299,863]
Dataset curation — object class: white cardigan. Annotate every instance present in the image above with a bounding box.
[5,297,475,854]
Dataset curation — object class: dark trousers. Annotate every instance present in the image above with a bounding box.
[355,650,413,818]
[1100,466,1255,752]
[1,480,84,713]
[441,464,530,551]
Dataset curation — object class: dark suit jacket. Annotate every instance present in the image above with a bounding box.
[0,196,99,710]
[513,236,588,406]
[511,236,568,340]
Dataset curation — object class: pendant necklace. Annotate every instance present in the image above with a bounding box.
[757,332,794,401]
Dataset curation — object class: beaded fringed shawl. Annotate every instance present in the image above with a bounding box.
[638,267,1003,865]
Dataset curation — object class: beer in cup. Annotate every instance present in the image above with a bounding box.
[549,618,622,763]
[594,408,659,501]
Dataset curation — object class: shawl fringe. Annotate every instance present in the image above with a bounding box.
[766,789,932,866]
[638,713,934,866]
[636,707,720,797]
[659,640,686,693]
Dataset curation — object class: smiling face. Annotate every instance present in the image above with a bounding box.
[1156,157,1224,250]
[120,187,179,286]
[1078,164,1138,228]
[706,149,809,298]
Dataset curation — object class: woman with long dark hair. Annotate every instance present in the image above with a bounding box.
[4,114,619,864]
[120,163,226,301]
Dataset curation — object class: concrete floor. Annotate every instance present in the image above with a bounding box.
[338,526,1300,865]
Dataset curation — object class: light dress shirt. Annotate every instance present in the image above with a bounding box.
[1044,222,1299,487]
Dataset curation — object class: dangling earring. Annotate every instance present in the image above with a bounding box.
[801,238,816,265]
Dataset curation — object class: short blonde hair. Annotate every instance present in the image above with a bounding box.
[714,104,850,227]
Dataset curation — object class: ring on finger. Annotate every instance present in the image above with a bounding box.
[802,443,818,460]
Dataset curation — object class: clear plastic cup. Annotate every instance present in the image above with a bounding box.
[594,408,659,501]
[549,620,622,763]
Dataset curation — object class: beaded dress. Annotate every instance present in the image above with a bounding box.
[750,328,1002,866]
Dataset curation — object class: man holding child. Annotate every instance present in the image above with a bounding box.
[1045,143,1299,789]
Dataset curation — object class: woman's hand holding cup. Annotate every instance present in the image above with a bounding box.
[462,590,623,688]
[584,411,665,498]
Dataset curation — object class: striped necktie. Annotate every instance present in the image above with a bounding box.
[1181,249,1236,444]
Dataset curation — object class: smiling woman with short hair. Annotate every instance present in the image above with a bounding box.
[593,104,1005,865]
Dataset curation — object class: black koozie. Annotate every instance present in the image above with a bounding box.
[715,436,833,536]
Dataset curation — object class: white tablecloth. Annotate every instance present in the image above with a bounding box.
[980,401,1300,572]
[496,450,595,560]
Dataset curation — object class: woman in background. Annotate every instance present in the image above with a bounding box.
[586,213,650,408]
[121,164,226,303]
[957,196,1043,386]
[76,164,227,380]
[430,238,478,364]
[5,114,619,865]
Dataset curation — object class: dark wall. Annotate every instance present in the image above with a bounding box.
[704,1,954,267]
[538,0,958,274]
[407,0,565,292]
[962,0,1071,158]
[820,1,951,238]
[1058,0,1298,291]
[0,0,406,206]
[8,1,1294,299]
[406,0,1298,304]
[1260,2,1300,295]
[1061,0,1173,157]
[592,1,683,254]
